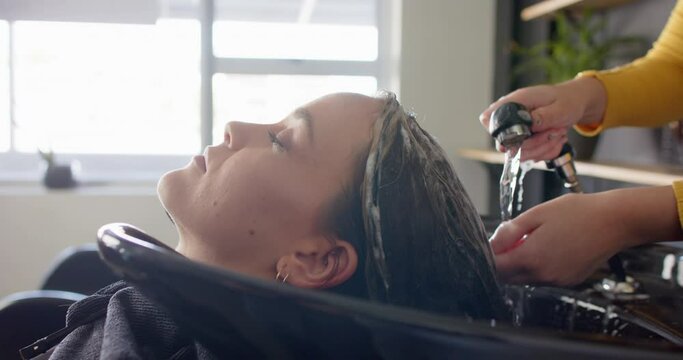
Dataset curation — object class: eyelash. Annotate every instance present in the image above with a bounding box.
[268,130,286,152]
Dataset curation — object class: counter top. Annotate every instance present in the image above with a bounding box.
[521,0,636,21]
[458,148,683,186]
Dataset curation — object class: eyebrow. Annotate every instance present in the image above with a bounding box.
[293,107,314,145]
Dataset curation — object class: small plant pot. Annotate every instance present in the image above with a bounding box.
[43,162,79,189]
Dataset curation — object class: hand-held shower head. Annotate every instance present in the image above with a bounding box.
[489,102,533,148]
[489,103,581,194]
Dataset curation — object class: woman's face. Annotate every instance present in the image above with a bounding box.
[158,93,383,281]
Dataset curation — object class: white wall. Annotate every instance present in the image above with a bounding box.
[0,185,178,298]
[399,0,495,212]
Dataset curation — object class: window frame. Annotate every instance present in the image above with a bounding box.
[0,0,399,183]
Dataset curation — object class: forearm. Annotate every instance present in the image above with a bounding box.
[602,186,683,249]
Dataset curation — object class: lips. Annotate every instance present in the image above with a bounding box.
[193,155,207,173]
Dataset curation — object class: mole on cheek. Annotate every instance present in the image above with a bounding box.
[248,229,256,236]
[212,200,218,207]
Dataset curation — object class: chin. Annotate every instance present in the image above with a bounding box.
[157,167,190,220]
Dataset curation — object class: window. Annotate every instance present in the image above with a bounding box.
[213,21,377,61]
[211,0,380,142]
[212,0,377,61]
[1,0,391,181]
[212,74,377,142]
[0,21,9,152]
[13,20,200,155]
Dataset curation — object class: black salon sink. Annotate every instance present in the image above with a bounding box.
[480,214,683,349]
[505,281,683,348]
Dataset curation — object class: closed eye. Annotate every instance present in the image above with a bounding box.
[268,130,286,153]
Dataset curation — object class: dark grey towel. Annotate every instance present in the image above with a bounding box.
[22,281,217,360]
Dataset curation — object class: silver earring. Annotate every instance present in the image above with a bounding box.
[275,271,289,283]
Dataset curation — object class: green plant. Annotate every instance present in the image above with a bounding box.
[513,10,648,84]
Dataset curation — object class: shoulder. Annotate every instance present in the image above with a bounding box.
[39,281,195,359]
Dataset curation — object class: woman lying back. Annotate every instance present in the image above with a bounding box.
[29,92,505,359]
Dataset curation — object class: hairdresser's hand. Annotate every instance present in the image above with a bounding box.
[479,77,607,162]
[489,186,682,286]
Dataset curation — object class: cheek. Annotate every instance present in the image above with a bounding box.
[179,151,334,247]
[215,161,324,236]
[191,156,286,239]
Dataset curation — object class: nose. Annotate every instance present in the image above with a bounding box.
[223,121,264,150]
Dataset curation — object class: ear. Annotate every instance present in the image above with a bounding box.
[276,239,358,289]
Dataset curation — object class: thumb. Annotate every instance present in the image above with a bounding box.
[479,106,493,129]
[489,215,540,255]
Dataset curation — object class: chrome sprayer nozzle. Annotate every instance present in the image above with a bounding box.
[489,102,533,148]
[545,143,582,193]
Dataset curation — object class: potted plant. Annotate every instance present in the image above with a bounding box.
[39,148,79,189]
[512,10,647,160]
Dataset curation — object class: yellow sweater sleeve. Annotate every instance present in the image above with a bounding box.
[673,181,683,229]
[575,0,683,136]
[574,1,683,230]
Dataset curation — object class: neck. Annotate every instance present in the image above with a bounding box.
[174,231,273,280]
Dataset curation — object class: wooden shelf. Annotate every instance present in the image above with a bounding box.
[521,0,635,21]
[458,148,683,186]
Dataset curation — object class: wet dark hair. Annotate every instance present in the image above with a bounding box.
[325,92,505,320]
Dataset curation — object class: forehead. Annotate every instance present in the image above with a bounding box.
[304,93,384,133]
[292,93,382,181]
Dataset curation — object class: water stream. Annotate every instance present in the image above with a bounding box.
[499,146,522,221]
[515,160,534,214]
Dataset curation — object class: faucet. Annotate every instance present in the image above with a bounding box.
[489,102,628,284]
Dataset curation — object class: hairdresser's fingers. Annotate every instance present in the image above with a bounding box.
[495,257,534,285]
[494,252,525,283]
[520,134,568,162]
[520,128,567,151]
[479,106,495,130]
[489,218,539,255]
[538,135,568,162]
[519,129,567,161]
[479,85,556,132]
[494,244,539,285]
[494,227,552,285]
